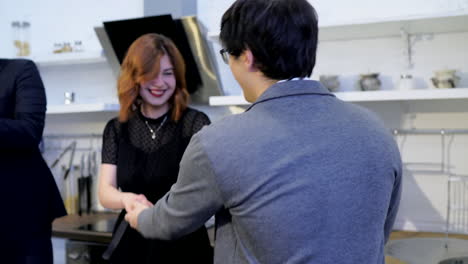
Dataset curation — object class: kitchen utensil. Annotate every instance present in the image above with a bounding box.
[359,73,381,91]
[78,155,86,216]
[64,92,75,104]
[50,141,76,169]
[431,69,460,88]
[11,21,21,56]
[398,74,415,90]
[78,176,92,215]
[62,141,76,180]
[64,165,79,214]
[78,153,93,215]
[319,75,340,92]
[20,21,31,56]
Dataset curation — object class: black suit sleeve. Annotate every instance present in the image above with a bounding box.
[0,60,46,149]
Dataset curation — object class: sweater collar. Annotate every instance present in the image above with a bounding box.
[246,79,334,111]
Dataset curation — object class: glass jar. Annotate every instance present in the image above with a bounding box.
[359,73,381,91]
[63,42,72,53]
[20,21,31,56]
[398,74,415,90]
[64,92,75,104]
[11,21,21,57]
[73,41,83,52]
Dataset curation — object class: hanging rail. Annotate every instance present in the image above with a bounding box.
[44,147,98,151]
[43,133,103,139]
[392,128,468,135]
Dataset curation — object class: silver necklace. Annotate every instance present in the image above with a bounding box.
[144,115,168,140]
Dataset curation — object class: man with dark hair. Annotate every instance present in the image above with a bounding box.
[125,0,402,263]
[1,58,66,263]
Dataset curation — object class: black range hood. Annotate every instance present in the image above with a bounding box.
[95,15,222,104]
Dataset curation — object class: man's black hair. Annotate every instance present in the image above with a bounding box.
[220,0,319,80]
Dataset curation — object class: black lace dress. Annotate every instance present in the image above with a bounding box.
[102,107,212,264]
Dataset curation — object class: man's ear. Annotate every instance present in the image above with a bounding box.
[243,49,257,72]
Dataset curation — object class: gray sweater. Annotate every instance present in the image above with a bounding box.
[138,80,402,264]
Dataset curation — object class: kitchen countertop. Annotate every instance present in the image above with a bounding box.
[53,212,216,246]
[53,213,468,262]
[52,212,118,244]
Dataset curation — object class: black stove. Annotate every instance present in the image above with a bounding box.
[77,218,117,233]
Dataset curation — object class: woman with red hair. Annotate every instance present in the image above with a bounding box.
[98,33,212,263]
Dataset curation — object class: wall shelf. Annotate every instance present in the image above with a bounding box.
[334,88,468,102]
[208,12,468,43]
[319,12,468,41]
[209,95,249,106]
[209,88,468,106]
[14,51,107,67]
[47,103,120,114]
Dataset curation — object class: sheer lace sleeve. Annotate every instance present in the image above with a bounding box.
[101,118,120,164]
[181,108,211,138]
[191,111,211,135]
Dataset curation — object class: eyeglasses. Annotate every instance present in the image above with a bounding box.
[219,48,230,64]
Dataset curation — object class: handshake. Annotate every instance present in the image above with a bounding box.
[122,193,154,229]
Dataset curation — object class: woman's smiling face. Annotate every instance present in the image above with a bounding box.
[139,54,176,108]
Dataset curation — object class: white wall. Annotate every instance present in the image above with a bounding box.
[197,0,468,233]
[144,0,197,18]
[0,0,143,58]
[196,0,468,29]
[310,0,468,25]
[0,0,145,109]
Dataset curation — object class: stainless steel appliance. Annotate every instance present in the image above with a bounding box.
[66,240,108,264]
[66,218,116,264]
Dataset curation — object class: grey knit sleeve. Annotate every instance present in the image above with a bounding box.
[137,133,223,240]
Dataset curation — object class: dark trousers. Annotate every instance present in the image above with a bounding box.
[3,230,53,264]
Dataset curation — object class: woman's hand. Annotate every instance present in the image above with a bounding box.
[121,192,153,212]
[125,201,152,230]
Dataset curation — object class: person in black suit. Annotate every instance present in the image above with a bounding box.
[0,58,66,263]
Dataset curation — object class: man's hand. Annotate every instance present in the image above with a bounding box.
[124,200,153,229]
[121,192,153,212]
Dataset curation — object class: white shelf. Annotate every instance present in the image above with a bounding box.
[36,56,106,67]
[209,88,468,106]
[319,12,468,41]
[47,103,120,114]
[14,51,107,67]
[207,32,221,43]
[334,88,468,102]
[207,12,468,43]
[209,95,249,106]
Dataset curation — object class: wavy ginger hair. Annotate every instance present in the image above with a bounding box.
[117,33,189,122]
